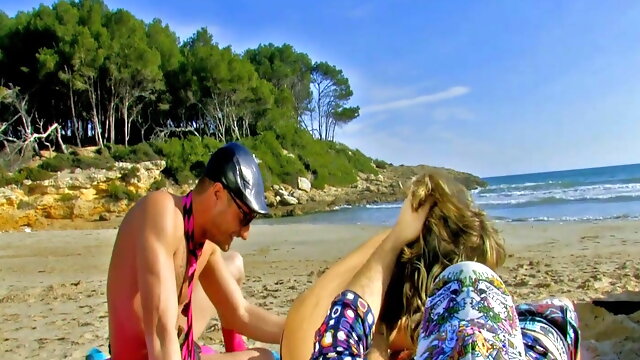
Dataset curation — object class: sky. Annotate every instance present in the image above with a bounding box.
[3,1,640,177]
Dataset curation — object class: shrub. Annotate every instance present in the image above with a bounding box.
[142,125,380,189]
[150,136,222,185]
[265,123,367,188]
[73,153,114,170]
[149,177,168,191]
[120,165,140,183]
[19,167,55,182]
[106,143,159,163]
[59,193,77,202]
[40,154,74,172]
[17,200,35,210]
[240,131,307,188]
[373,158,390,169]
[40,152,115,172]
[95,147,110,157]
[108,182,139,201]
[0,166,18,186]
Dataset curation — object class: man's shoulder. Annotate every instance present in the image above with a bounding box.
[123,190,183,240]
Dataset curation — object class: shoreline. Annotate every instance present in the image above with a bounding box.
[4,200,640,233]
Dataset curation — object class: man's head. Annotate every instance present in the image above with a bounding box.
[194,142,269,250]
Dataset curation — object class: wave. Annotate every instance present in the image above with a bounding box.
[365,203,402,209]
[481,176,640,195]
[331,205,352,210]
[495,214,640,223]
[474,183,640,207]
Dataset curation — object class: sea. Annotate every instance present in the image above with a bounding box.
[256,163,640,226]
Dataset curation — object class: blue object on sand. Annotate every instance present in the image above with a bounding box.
[86,347,109,360]
[271,349,281,360]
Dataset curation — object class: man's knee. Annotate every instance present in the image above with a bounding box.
[225,251,245,283]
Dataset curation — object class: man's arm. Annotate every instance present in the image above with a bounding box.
[136,194,181,360]
[199,247,285,344]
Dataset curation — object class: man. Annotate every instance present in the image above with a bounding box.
[107,142,284,360]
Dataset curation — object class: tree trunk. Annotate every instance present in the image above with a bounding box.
[88,78,103,147]
[108,82,116,144]
[122,94,130,147]
[67,72,82,147]
[56,125,67,154]
[316,90,322,140]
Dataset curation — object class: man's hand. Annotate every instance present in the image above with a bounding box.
[200,247,285,344]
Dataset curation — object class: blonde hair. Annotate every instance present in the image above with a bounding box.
[379,170,506,348]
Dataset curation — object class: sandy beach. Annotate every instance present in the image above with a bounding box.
[1,221,639,359]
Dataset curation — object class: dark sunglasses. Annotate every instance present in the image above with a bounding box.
[224,186,256,226]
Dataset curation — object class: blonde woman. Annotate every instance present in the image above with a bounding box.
[281,171,581,360]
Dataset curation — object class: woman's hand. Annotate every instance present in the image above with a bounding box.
[389,195,433,246]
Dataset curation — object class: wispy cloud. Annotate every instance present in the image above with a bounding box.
[360,86,471,114]
[431,107,475,122]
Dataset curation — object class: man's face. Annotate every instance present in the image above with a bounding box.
[206,185,254,251]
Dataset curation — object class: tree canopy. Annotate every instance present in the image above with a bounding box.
[0,0,360,155]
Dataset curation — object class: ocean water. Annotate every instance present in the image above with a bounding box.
[256,163,640,225]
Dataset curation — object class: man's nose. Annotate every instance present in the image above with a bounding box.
[239,224,251,240]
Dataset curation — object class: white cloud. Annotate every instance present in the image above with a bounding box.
[365,80,435,103]
[431,107,475,122]
[360,86,471,114]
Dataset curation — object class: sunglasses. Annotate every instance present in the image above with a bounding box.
[224,186,256,226]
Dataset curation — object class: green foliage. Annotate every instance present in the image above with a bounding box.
[373,158,390,169]
[149,176,167,191]
[150,136,222,185]
[108,182,139,201]
[18,166,55,182]
[240,131,307,188]
[106,142,159,163]
[14,167,54,182]
[40,154,74,172]
[243,43,312,118]
[260,122,377,189]
[0,2,425,195]
[59,193,77,202]
[73,152,114,170]
[0,1,365,172]
[120,165,140,183]
[2,166,55,184]
[0,165,17,186]
[40,152,114,171]
[307,61,360,141]
[17,200,35,210]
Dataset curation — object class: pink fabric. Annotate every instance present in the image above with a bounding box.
[180,192,205,360]
[222,328,248,352]
[200,344,218,355]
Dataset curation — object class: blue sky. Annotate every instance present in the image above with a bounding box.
[3,1,640,176]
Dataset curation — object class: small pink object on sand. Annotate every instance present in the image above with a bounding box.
[222,328,248,352]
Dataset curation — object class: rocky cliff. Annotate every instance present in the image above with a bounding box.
[0,161,485,231]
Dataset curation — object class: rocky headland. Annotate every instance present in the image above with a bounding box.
[0,160,485,232]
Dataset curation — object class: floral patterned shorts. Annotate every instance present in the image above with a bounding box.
[416,261,580,360]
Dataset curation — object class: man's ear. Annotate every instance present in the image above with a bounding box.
[210,181,225,202]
